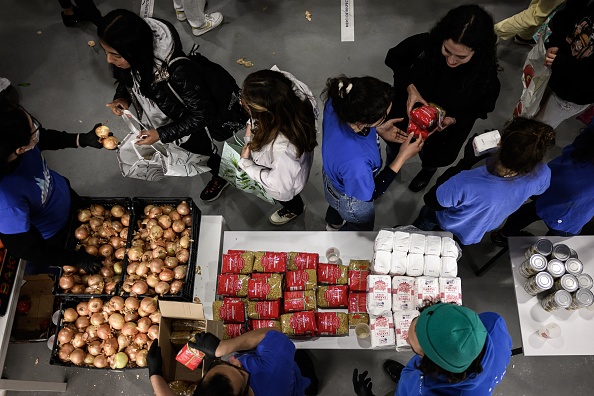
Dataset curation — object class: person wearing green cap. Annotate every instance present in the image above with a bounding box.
[353,303,512,395]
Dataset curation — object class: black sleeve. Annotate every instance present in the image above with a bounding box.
[423,185,445,211]
[0,228,67,265]
[473,72,501,121]
[547,0,587,48]
[372,167,398,200]
[37,127,78,151]
[385,33,429,93]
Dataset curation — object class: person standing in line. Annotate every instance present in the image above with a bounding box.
[173,0,223,36]
[494,0,566,45]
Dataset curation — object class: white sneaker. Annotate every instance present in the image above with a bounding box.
[175,10,187,21]
[326,221,345,231]
[269,205,305,225]
[192,12,223,36]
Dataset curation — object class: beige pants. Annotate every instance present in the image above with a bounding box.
[494,0,566,40]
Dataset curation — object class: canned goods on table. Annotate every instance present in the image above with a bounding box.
[519,254,547,278]
[564,258,583,276]
[546,259,565,278]
[552,274,578,293]
[524,272,554,296]
[525,239,553,259]
[550,244,571,261]
[567,288,594,310]
[577,274,593,290]
[569,249,578,259]
[541,290,572,312]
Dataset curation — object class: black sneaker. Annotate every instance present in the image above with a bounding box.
[383,359,405,383]
[61,7,81,27]
[490,230,534,247]
[200,176,229,202]
[513,35,536,46]
[408,168,437,192]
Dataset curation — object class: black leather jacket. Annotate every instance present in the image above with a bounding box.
[112,19,217,144]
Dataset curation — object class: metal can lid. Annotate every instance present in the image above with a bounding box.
[569,249,578,259]
[552,244,571,261]
[529,254,547,270]
[536,272,554,289]
[565,258,583,275]
[574,288,594,306]
[560,274,578,292]
[553,290,572,307]
[547,259,566,277]
[534,239,553,256]
[577,274,593,289]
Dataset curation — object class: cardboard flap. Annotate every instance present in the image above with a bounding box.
[159,300,204,320]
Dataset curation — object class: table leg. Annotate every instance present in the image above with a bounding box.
[465,246,509,277]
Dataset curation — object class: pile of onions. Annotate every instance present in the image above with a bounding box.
[95,125,120,150]
[122,202,192,296]
[59,204,130,295]
[56,296,159,369]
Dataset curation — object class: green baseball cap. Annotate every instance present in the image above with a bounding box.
[415,303,487,373]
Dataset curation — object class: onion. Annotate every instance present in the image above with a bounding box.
[152,247,166,260]
[97,324,112,340]
[149,225,164,241]
[58,343,74,362]
[110,236,125,249]
[113,261,123,274]
[88,340,102,355]
[137,307,150,317]
[63,308,78,322]
[74,226,89,240]
[77,209,92,223]
[155,281,170,295]
[69,348,85,365]
[148,206,163,219]
[93,354,108,368]
[75,316,90,330]
[99,244,114,258]
[110,351,129,369]
[112,221,124,233]
[102,337,118,356]
[104,281,117,294]
[157,215,172,229]
[117,334,130,352]
[71,285,86,294]
[85,325,98,341]
[90,312,105,326]
[124,312,139,322]
[146,273,160,288]
[164,256,178,269]
[125,345,139,362]
[137,317,152,333]
[108,313,125,330]
[134,333,149,347]
[181,228,191,238]
[140,297,158,314]
[100,266,115,278]
[149,259,163,274]
[159,269,174,282]
[136,349,149,367]
[102,136,119,150]
[176,249,189,264]
[162,206,174,215]
[170,280,183,295]
[148,325,160,340]
[131,281,149,296]
[121,213,130,227]
[85,245,99,256]
[165,242,176,256]
[86,236,99,247]
[179,236,191,249]
[62,265,78,275]
[109,296,125,311]
[119,227,129,240]
[149,311,161,324]
[169,211,181,221]
[76,302,89,316]
[172,220,186,233]
[125,297,140,311]
[126,262,139,276]
[173,265,187,280]
[89,217,103,231]
[128,247,143,262]
[58,328,74,345]
[95,125,110,138]
[122,322,139,337]
[88,274,103,286]
[110,205,125,218]
[135,262,150,277]
[59,276,75,290]
[88,297,103,313]
[71,333,86,349]
[84,353,95,366]
[162,228,176,242]
[182,214,193,227]
[177,201,190,216]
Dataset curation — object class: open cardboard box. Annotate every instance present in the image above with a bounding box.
[11,274,55,342]
[159,300,224,382]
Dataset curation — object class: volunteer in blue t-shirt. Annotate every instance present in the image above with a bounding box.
[353,303,512,396]
[321,76,424,231]
[413,117,554,245]
[0,101,103,273]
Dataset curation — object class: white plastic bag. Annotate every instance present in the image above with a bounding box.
[513,38,552,118]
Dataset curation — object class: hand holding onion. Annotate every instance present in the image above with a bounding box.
[93,124,119,150]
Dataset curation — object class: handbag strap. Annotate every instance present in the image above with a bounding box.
[121,109,149,134]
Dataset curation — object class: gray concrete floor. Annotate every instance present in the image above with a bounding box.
[1,0,593,395]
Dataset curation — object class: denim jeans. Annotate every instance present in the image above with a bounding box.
[412,205,442,232]
[323,172,375,231]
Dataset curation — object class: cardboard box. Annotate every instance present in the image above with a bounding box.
[11,274,55,342]
[158,300,224,382]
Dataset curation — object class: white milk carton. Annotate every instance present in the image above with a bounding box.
[370,314,395,349]
[393,231,410,253]
[473,130,500,156]
[423,255,442,277]
[394,310,420,350]
[390,251,407,276]
[414,276,440,308]
[439,277,463,305]
[392,276,415,311]
[406,253,424,277]
[366,275,392,316]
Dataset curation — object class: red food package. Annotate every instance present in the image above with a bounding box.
[284,291,316,312]
[348,269,369,291]
[253,251,287,272]
[247,274,283,300]
[280,311,317,336]
[249,319,281,331]
[213,298,246,323]
[227,250,246,254]
[348,292,367,313]
[223,324,246,340]
[247,300,281,319]
[217,274,249,297]
[288,252,319,270]
[407,104,445,139]
[251,273,272,280]
[315,312,348,336]
[316,285,349,308]
[285,269,317,291]
[175,343,205,370]
[221,253,253,274]
[317,264,348,285]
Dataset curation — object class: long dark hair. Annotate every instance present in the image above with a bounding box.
[419,4,498,96]
[0,102,32,178]
[242,70,317,158]
[98,9,155,97]
[322,76,392,125]
[571,124,594,164]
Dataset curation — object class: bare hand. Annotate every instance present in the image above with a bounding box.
[406,84,428,116]
[106,99,129,116]
[240,144,251,159]
[397,132,424,161]
[436,117,456,132]
[544,47,558,67]
[135,129,159,145]
[376,118,407,143]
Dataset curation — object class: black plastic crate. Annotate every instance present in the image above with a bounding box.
[120,197,201,302]
[49,296,145,370]
[53,197,134,299]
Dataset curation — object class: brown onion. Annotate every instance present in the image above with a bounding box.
[164,256,178,269]
[102,136,119,150]
[121,213,130,227]
[88,297,103,313]
[85,325,98,341]
[110,236,125,249]
[162,228,176,241]
[90,312,105,326]
[99,244,114,258]
[74,225,89,240]
[110,205,125,218]
[137,307,150,317]
[89,217,103,231]
[117,334,130,352]
[125,345,139,362]
[159,268,174,282]
[71,285,86,294]
[75,316,90,330]
[58,328,75,345]
[125,297,140,311]
[71,333,86,349]
[88,275,103,287]
[93,354,108,368]
[176,249,189,264]
[137,317,152,333]
[113,261,123,274]
[181,228,191,238]
[140,297,158,314]
[58,343,74,362]
[86,236,100,247]
[157,215,172,229]
[148,325,160,340]
[62,265,78,275]
[104,281,117,294]
[77,209,92,223]
[162,205,174,215]
[148,206,163,219]
[134,333,149,347]
[126,262,139,275]
[152,246,167,260]
[124,312,139,323]
[149,225,164,241]
[112,221,123,233]
[135,349,148,367]
[88,340,102,356]
[149,259,163,274]
[59,276,75,290]
[109,296,125,311]
[95,125,110,138]
[172,220,186,233]
[100,266,115,278]
[169,210,182,221]
[102,337,118,356]
[173,265,187,280]
[155,281,170,295]
[76,302,89,316]
[119,227,129,240]
[90,205,105,217]
[146,273,160,288]
[97,323,112,340]
[165,242,176,256]
[122,322,139,337]
[128,247,143,262]
[170,280,183,295]
[84,353,95,366]
[69,348,85,365]
[85,245,99,256]
[135,262,150,277]
[63,308,78,322]
[177,201,190,216]
[182,215,192,227]
[179,236,191,249]
[108,313,125,330]
[131,281,149,295]
[149,311,161,324]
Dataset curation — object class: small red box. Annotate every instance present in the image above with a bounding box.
[175,343,205,370]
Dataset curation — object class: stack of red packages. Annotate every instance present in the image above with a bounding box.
[287,252,319,271]
[407,104,446,139]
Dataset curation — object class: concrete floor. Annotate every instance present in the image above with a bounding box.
[1,0,593,395]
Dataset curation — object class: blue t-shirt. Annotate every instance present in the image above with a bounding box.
[395,312,512,396]
[0,147,70,239]
[435,162,551,245]
[536,144,594,234]
[321,100,381,201]
[237,331,310,396]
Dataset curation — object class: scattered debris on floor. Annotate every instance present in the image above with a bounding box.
[37,31,42,35]
[195,266,201,275]
[305,10,312,21]
[236,57,253,68]
[34,358,38,365]
[88,40,96,47]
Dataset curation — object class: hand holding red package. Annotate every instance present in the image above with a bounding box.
[407,104,446,139]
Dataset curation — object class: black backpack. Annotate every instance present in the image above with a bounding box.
[167,46,247,141]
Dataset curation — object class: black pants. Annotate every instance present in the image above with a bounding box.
[278,194,304,215]
[58,0,101,23]
[180,128,222,177]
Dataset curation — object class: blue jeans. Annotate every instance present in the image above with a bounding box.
[323,172,375,231]
[413,205,442,232]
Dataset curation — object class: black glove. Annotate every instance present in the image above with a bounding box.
[147,341,163,377]
[352,369,375,396]
[65,249,102,274]
[78,123,105,149]
[188,332,221,360]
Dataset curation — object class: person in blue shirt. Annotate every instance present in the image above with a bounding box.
[321,76,424,231]
[491,123,594,245]
[353,303,512,396]
[413,117,555,245]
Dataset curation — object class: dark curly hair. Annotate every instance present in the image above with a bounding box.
[417,4,499,96]
[571,124,594,164]
[0,101,32,178]
[322,75,392,125]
